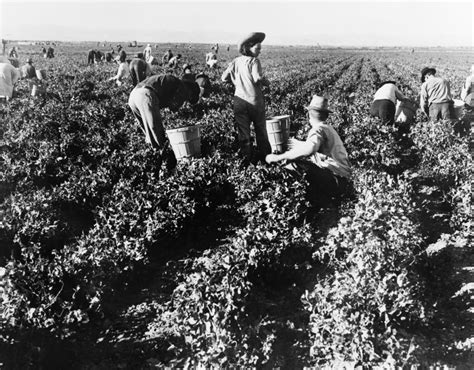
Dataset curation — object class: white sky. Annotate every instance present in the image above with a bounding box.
[0,0,473,46]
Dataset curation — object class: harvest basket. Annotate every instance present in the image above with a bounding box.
[166,125,201,160]
[266,115,291,153]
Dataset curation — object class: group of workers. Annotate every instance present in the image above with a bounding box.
[1,35,472,206]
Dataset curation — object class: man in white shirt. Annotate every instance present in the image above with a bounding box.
[0,57,20,100]
[370,81,408,125]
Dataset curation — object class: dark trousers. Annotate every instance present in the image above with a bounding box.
[429,102,452,121]
[287,160,349,205]
[370,99,396,125]
[233,96,271,161]
[129,60,148,87]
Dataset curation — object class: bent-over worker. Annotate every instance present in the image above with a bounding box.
[370,81,408,125]
[127,74,201,172]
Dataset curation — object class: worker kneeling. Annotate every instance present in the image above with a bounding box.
[128,74,202,174]
[265,95,352,206]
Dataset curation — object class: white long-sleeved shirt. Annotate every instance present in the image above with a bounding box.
[373,83,406,104]
[0,62,20,98]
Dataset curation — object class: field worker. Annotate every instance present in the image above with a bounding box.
[42,47,47,58]
[144,43,152,62]
[87,49,96,65]
[182,64,195,82]
[460,65,474,106]
[265,95,351,205]
[370,80,409,125]
[129,53,152,86]
[21,58,37,79]
[206,49,218,69]
[108,52,130,86]
[0,57,20,101]
[105,52,114,62]
[95,50,104,63]
[168,54,181,69]
[195,73,211,98]
[162,49,173,65]
[127,74,201,172]
[46,47,54,58]
[221,32,271,163]
[9,47,18,58]
[420,67,453,121]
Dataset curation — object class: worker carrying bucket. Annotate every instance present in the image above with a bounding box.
[127,74,203,176]
[266,95,352,207]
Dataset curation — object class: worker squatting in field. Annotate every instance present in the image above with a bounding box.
[265,95,352,205]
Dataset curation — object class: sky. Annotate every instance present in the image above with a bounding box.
[0,0,473,47]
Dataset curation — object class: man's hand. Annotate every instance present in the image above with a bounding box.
[265,153,281,164]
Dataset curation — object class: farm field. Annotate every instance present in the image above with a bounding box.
[0,42,472,368]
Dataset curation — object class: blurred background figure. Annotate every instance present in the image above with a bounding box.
[108,51,130,86]
[168,54,181,69]
[42,47,47,58]
[46,47,54,58]
[21,58,37,79]
[162,49,173,65]
[87,49,96,65]
[144,43,152,63]
[129,53,152,86]
[205,48,218,69]
[181,64,195,81]
[461,64,474,106]
[8,46,18,58]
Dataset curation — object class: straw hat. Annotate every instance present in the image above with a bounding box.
[238,32,266,53]
[421,67,436,83]
[305,95,333,113]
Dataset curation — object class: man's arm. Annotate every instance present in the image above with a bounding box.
[419,84,428,114]
[266,141,317,163]
[221,62,234,83]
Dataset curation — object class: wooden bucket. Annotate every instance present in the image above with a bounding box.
[31,83,46,97]
[395,101,417,124]
[166,125,201,160]
[266,115,290,153]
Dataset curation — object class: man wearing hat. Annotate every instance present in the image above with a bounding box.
[420,67,453,121]
[127,74,202,174]
[0,56,20,100]
[370,80,409,125]
[21,58,37,79]
[266,95,351,204]
[221,32,271,163]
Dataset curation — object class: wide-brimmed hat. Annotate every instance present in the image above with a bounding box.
[421,67,436,83]
[238,32,266,53]
[26,58,33,64]
[305,95,333,113]
[182,63,191,71]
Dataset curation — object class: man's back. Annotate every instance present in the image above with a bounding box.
[421,76,452,104]
[130,58,151,86]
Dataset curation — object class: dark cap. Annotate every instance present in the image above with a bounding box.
[421,67,436,83]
